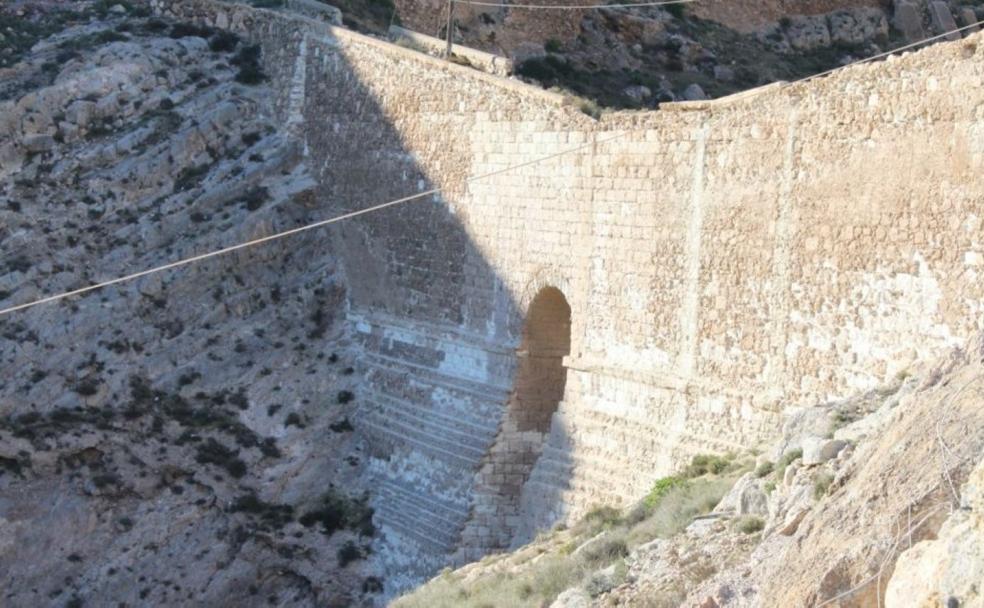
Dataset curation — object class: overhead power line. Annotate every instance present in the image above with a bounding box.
[3,15,981,318]
[452,0,695,9]
[0,134,622,318]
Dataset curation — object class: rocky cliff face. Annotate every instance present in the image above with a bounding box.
[389,0,979,107]
[0,3,380,606]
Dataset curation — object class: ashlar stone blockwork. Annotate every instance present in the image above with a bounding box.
[154,0,984,591]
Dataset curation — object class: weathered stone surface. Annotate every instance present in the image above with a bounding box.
[683,83,707,100]
[5,0,983,600]
[959,7,980,32]
[886,459,984,607]
[148,0,984,589]
[786,15,832,51]
[622,84,652,103]
[802,438,848,465]
[20,133,54,152]
[713,65,735,82]
[717,473,768,516]
[893,1,926,41]
[929,1,961,40]
[828,8,888,45]
[0,11,377,607]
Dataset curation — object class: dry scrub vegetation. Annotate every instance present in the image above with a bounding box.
[394,453,752,608]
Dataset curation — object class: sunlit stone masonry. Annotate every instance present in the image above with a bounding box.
[155,0,984,589]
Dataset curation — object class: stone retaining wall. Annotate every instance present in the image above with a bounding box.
[153,0,984,589]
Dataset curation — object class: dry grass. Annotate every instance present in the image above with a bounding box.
[394,455,747,608]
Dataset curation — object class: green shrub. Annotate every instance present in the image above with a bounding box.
[578,531,628,567]
[232,44,266,85]
[584,571,615,597]
[337,540,364,567]
[362,577,383,593]
[573,505,623,537]
[579,99,601,119]
[683,453,733,477]
[813,472,834,499]
[229,492,294,530]
[298,490,375,537]
[209,30,240,52]
[664,3,686,19]
[194,438,247,478]
[736,516,764,534]
[643,475,685,509]
[545,38,563,53]
[169,22,215,39]
[754,461,774,478]
[777,448,802,477]
[330,418,354,432]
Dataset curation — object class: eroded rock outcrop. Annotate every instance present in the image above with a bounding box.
[886,458,984,607]
[0,4,380,606]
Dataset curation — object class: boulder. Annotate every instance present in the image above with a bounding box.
[713,65,735,82]
[785,15,831,51]
[683,83,706,101]
[801,437,848,465]
[929,1,961,41]
[892,2,926,42]
[885,458,984,607]
[66,100,98,128]
[21,134,55,153]
[622,85,652,104]
[716,473,769,516]
[959,7,979,32]
[550,587,592,608]
[773,406,832,460]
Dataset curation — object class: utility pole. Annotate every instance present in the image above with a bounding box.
[445,0,455,59]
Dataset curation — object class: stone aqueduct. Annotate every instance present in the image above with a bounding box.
[157,0,984,586]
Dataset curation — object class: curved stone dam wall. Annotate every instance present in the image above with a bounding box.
[155,0,984,588]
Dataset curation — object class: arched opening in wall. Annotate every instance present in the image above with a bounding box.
[458,286,572,557]
[511,287,571,434]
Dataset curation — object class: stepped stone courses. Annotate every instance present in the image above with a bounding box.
[156,0,984,592]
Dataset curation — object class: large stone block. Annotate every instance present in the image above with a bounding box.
[801,438,848,466]
[929,1,961,40]
[959,7,980,32]
[893,2,926,41]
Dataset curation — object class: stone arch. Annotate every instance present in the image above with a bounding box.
[510,286,571,434]
[518,267,574,318]
[456,284,574,559]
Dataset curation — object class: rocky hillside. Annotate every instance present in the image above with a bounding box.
[395,334,984,607]
[0,3,381,606]
[381,0,981,108]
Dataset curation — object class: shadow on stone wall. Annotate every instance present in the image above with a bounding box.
[301,32,578,593]
[154,1,583,594]
[305,43,581,593]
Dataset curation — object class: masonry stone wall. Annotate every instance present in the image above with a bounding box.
[154,0,984,589]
